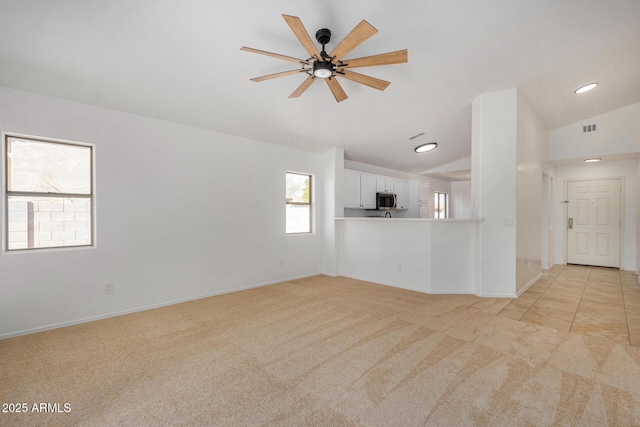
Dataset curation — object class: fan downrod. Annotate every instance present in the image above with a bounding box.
[312,28,334,78]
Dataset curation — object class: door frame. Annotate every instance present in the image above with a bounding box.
[541,174,553,270]
[563,176,624,269]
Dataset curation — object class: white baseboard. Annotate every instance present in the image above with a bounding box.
[340,274,476,296]
[0,272,321,341]
[516,273,543,297]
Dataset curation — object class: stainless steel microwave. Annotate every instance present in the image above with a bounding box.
[376,192,396,210]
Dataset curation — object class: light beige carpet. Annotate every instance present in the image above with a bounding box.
[2,275,640,426]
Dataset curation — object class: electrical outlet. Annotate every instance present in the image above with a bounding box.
[397,263,402,271]
[104,283,114,294]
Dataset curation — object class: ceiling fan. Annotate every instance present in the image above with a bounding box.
[241,14,408,103]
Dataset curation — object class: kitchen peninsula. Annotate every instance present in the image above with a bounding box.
[336,217,484,296]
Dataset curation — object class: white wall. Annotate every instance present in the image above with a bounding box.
[344,160,422,180]
[549,104,640,271]
[541,174,555,269]
[320,148,344,276]
[515,93,547,293]
[0,86,331,338]
[549,103,640,162]
[451,181,471,218]
[637,157,640,277]
[553,159,637,271]
[471,89,518,297]
[422,156,471,176]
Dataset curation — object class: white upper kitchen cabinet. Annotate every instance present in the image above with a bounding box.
[345,170,377,209]
[376,177,394,193]
[393,179,409,209]
[344,170,362,208]
[360,174,377,208]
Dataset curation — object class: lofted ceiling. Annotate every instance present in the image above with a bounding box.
[0,0,639,177]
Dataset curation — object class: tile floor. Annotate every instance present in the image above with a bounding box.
[498,264,640,347]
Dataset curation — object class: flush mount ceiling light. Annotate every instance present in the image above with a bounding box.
[575,83,598,94]
[415,142,437,153]
[584,158,601,163]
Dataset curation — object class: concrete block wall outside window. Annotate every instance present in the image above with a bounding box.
[8,199,91,249]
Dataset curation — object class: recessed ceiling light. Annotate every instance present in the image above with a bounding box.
[575,83,598,94]
[415,142,437,153]
[584,158,601,163]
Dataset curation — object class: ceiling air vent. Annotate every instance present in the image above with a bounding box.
[583,124,597,133]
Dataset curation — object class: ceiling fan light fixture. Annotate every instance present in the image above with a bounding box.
[575,82,598,94]
[415,142,437,153]
[313,61,333,79]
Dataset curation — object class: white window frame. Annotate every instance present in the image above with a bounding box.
[3,133,95,252]
[285,171,313,234]
[434,192,448,219]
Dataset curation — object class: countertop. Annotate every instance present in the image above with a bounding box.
[335,217,484,222]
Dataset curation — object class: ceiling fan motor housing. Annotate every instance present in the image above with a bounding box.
[315,28,331,47]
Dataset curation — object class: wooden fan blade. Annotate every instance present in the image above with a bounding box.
[282,15,322,61]
[325,78,348,103]
[329,20,377,62]
[250,69,306,82]
[339,70,390,91]
[289,75,316,98]
[240,46,310,64]
[340,49,408,69]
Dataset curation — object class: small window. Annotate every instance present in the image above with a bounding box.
[285,172,312,234]
[4,135,94,251]
[434,192,448,219]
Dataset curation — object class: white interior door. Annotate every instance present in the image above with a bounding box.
[566,178,621,267]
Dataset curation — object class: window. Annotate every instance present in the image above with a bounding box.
[434,192,448,219]
[285,172,312,234]
[4,135,93,251]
